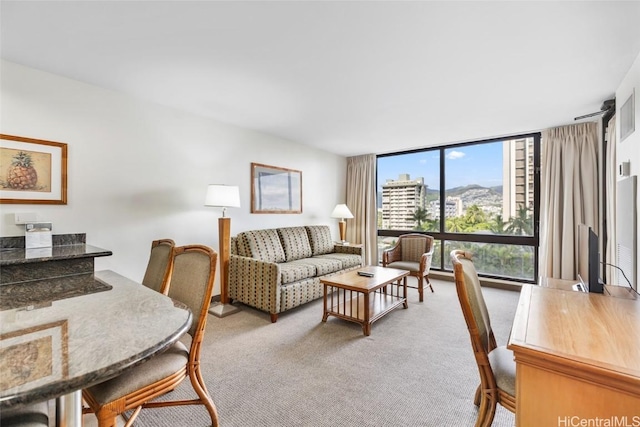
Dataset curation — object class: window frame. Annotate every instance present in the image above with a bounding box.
[377,132,541,283]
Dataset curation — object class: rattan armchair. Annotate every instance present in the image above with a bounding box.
[450,250,515,427]
[83,245,219,427]
[141,238,175,295]
[382,233,434,302]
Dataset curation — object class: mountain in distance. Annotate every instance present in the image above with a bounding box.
[425,184,502,196]
[445,184,502,197]
[381,184,504,209]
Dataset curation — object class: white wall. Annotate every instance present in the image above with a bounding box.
[0,60,347,293]
[615,51,640,289]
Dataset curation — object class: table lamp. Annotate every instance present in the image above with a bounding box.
[331,203,353,243]
[205,184,241,318]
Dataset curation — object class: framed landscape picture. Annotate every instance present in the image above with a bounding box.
[0,134,68,204]
[251,162,302,214]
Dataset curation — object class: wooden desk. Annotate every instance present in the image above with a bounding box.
[508,285,640,426]
[540,276,637,300]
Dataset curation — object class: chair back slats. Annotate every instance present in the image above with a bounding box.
[168,245,217,338]
[142,239,175,294]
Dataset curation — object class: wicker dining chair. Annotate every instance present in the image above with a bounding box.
[83,245,219,427]
[450,250,516,427]
[382,233,434,302]
[141,238,175,295]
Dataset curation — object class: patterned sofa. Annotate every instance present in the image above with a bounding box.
[228,225,363,322]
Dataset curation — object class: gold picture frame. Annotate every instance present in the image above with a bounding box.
[0,134,68,204]
[0,320,69,393]
[251,162,302,214]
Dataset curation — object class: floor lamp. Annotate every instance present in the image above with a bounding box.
[205,184,241,318]
[331,204,354,243]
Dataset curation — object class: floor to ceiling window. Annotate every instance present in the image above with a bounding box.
[377,133,540,282]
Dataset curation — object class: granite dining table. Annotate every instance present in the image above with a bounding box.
[0,269,192,427]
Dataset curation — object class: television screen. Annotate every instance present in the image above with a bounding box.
[577,224,603,294]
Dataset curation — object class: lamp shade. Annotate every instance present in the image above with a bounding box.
[331,204,353,219]
[205,184,241,208]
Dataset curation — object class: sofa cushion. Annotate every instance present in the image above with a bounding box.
[241,229,286,263]
[305,225,334,255]
[279,260,317,285]
[277,227,313,261]
[314,253,363,269]
[296,257,343,276]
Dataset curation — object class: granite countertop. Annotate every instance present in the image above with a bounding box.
[0,244,112,266]
[0,273,113,311]
[0,270,192,410]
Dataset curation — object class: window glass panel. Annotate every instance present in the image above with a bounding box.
[377,151,440,232]
[444,138,534,236]
[444,241,535,281]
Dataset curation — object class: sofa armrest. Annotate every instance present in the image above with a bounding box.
[229,254,281,314]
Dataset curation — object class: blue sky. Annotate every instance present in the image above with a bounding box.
[377,142,504,191]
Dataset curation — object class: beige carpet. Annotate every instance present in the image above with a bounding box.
[123,277,519,427]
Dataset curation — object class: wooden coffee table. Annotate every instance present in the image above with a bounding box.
[321,266,410,336]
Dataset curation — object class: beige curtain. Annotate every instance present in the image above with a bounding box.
[539,122,599,280]
[605,115,617,284]
[346,154,377,266]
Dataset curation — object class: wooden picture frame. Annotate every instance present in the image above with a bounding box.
[0,320,69,393]
[0,134,68,204]
[251,162,302,214]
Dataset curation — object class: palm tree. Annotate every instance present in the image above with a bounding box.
[490,214,507,234]
[464,204,486,225]
[411,207,429,230]
[506,204,533,236]
[446,217,466,233]
[423,218,440,232]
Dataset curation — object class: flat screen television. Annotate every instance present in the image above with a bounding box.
[577,224,603,293]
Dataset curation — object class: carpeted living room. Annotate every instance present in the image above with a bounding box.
[2,1,640,427]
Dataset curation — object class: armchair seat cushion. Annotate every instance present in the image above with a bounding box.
[386,260,421,273]
[488,346,516,396]
[85,340,189,405]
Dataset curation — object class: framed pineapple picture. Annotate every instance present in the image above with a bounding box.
[0,134,67,204]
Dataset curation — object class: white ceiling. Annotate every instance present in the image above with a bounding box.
[2,1,640,157]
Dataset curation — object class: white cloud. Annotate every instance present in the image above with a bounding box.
[446,150,466,160]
